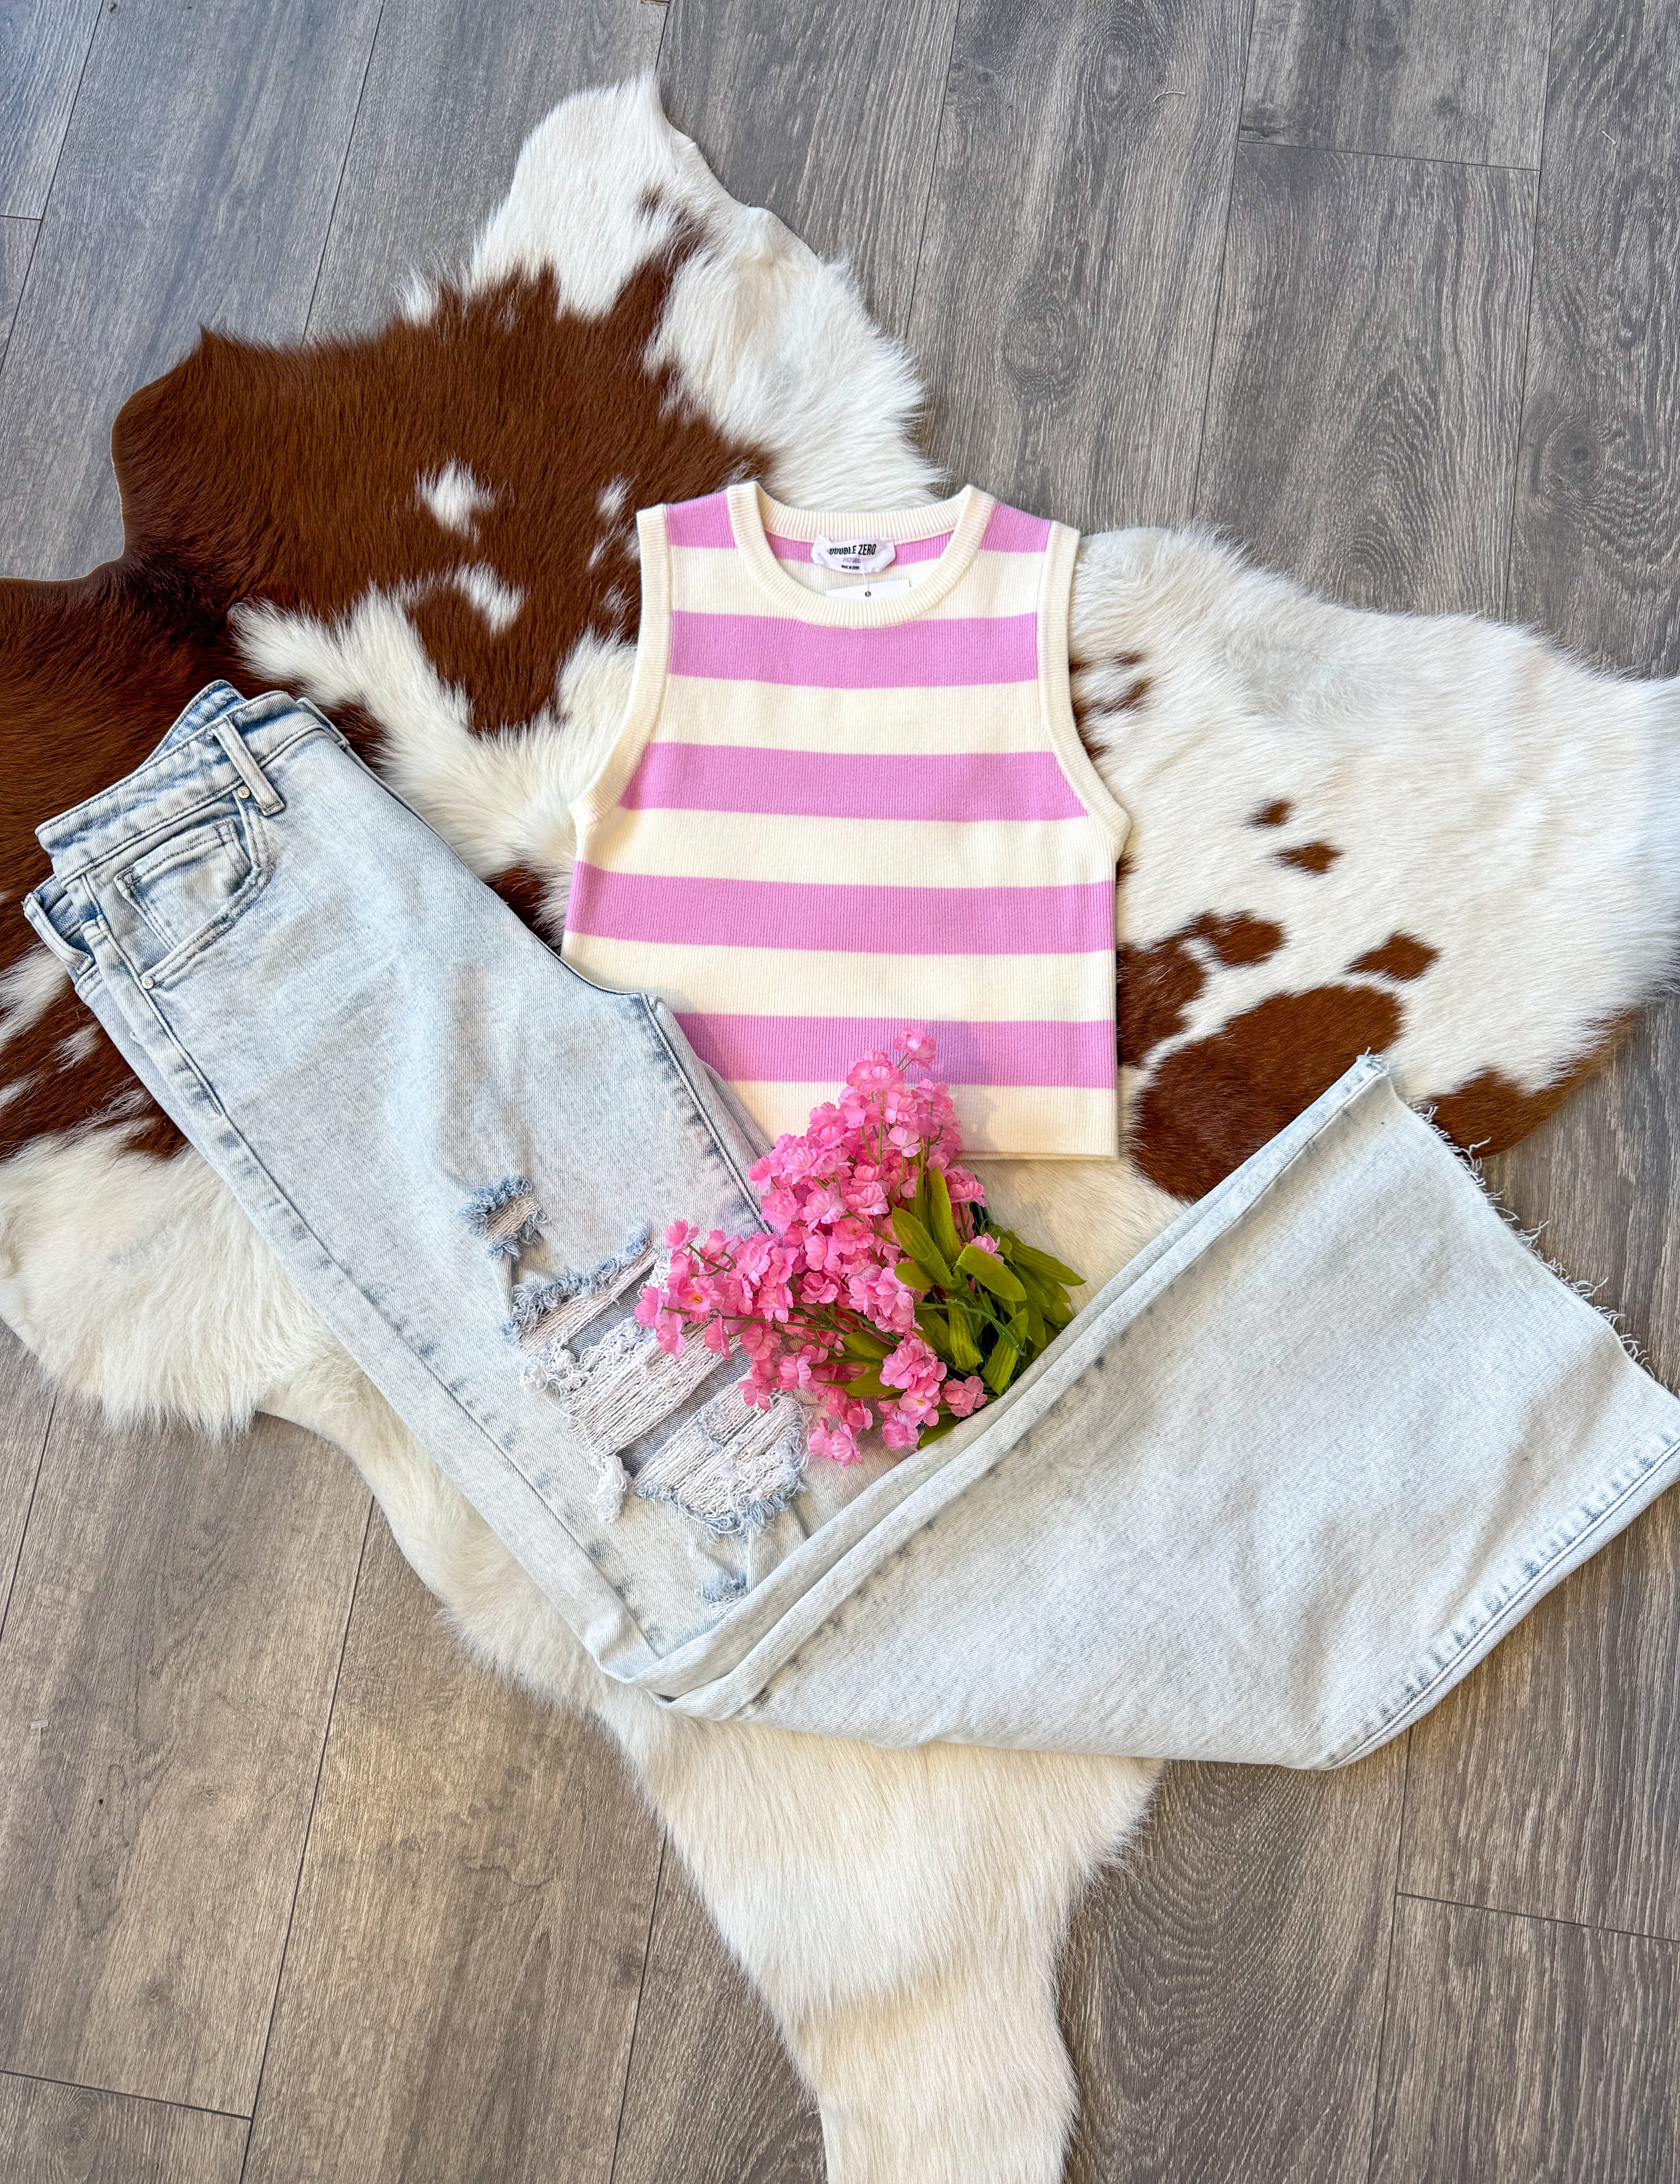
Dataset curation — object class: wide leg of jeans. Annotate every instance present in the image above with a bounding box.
[25,686,1680,1764]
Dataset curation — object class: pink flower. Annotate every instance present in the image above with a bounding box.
[810,1418,862,1464]
[970,1232,1001,1257]
[846,1052,897,1092]
[943,1375,987,1418]
[883,1334,944,1396]
[630,1033,1022,1476]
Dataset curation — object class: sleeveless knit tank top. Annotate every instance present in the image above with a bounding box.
[563,482,1128,1159]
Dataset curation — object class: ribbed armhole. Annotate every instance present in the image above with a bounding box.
[1038,522,1130,849]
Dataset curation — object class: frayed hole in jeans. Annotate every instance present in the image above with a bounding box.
[465,1176,543,1261]
[509,1224,655,1352]
[636,1387,808,1537]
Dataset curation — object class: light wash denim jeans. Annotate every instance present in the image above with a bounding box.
[24,684,1680,1766]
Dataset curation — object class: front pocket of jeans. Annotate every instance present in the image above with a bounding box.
[113,803,268,979]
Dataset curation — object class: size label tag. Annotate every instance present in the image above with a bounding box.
[811,533,897,575]
[829,576,913,599]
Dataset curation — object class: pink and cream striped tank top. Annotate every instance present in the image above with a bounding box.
[563,482,1128,1159]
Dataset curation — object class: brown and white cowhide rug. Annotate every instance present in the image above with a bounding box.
[5,74,1680,2184]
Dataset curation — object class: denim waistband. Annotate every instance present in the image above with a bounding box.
[32,681,346,881]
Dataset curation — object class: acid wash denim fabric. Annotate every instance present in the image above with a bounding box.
[25,684,1680,1767]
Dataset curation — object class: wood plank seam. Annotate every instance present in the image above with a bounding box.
[1233,132,1545,176]
[1362,1732,1415,2184]
[0,1391,54,1649]
[1396,1888,1680,1953]
[301,3,390,339]
[605,1836,671,2184]
[236,1498,375,2170]
[1,0,107,224]
[1186,5,1264,531]
[0,2064,250,2127]
[867,2,973,350]
[1496,32,1553,623]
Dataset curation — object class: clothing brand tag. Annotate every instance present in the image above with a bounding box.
[829,577,913,599]
[811,534,897,575]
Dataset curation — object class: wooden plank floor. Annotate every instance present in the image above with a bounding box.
[3,1,1679,2177]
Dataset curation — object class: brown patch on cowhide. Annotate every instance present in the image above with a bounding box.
[1117,934,1205,1067]
[1277,840,1340,874]
[488,861,568,943]
[1349,932,1437,982]
[1132,984,1403,1200]
[1428,1016,1634,1157]
[1190,911,1284,968]
[1118,911,1287,1064]
[0,223,769,1161]
[1070,647,1149,761]
[1252,798,1292,827]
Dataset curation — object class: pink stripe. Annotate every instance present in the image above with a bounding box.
[567,868,1114,955]
[677,1014,1115,1090]
[980,503,1053,553]
[764,528,951,566]
[665,494,735,548]
[620,743,1086,821]
[669,610,1038,689]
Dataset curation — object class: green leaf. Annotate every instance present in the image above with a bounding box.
[1015,1266,1072,1332]
[918,1413,961,1447]
[1003,1234,1087,1289]
[914,1304,955,1360]
[842,1370,889,1403]
[944,1306,983,1370]
[955,1241,1027,1303]
[982,1336,1021,1394]
[891,1209,954,1287]
[927,1166,963,1263]
[841,1327,892,1361]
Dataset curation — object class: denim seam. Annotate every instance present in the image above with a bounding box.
[637,995,764,1213]
[1323,1427,1680,1768]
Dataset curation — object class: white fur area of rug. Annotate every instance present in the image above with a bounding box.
[9,73,1680,2184]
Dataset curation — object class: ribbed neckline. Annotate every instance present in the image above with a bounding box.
[725,482,994,627]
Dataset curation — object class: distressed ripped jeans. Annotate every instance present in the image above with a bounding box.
[24,684,1680,1766]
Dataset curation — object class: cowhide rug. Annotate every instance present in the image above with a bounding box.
[5,75,1680,2184]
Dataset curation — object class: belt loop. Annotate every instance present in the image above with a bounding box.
[21,885,94,977]
[213,718,284,815]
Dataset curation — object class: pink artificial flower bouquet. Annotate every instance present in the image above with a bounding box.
[634,1027,1086,1465]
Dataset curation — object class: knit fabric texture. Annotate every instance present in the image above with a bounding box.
[563,482,1128,1157]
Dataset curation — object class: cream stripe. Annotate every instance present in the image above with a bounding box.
[650,682,1053,753]
[729,1080,1120,1160]
[564,935,1115,1021]
[583,805,1118,891]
